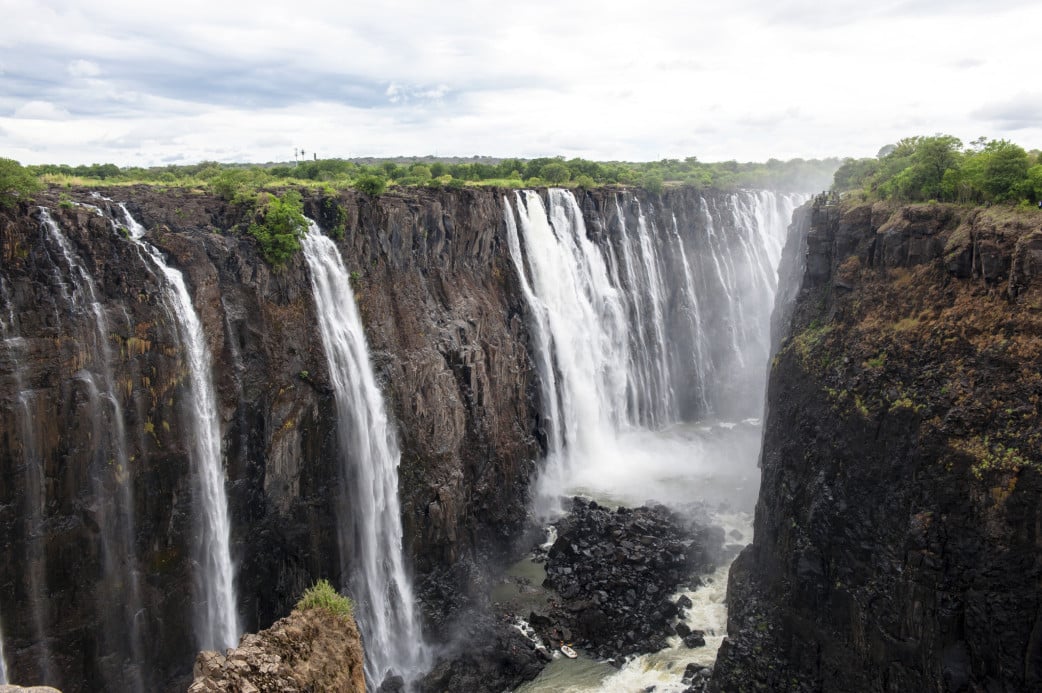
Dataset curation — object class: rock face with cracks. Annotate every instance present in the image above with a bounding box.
[713,201,1042,692]
[187,607,365,693]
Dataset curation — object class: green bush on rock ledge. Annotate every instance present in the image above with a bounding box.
[296,579,353,619]
[248,190,307,266]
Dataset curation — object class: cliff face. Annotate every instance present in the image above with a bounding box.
[714,201,1042,691]
[0,186,541,691]
[0,184,799,692]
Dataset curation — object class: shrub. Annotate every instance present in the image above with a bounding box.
[354,174,387,196]
[296,579,353,619]
[0,158,42,207]
[248,191,307,266]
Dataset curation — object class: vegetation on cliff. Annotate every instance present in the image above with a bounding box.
[22,154,838,195]
[833,135,1042,205]
[296,579,353,620]
[790,201,1042,480]
[246,191,308,266]
[0,158,42,207]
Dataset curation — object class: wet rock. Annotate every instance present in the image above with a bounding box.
[538,497,722,660]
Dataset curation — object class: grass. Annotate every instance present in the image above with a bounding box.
[297,579,353,619]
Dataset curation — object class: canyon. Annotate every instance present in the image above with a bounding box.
[1,184,1039,692]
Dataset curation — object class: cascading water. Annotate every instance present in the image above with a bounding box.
[116,205,240,651]
[300,221,429,687]
[507,188,803,691]
[39,209,146,691]
[0,614,6,685]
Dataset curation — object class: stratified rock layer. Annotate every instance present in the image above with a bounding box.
[188,607,365,693]
[713,201,1042,692]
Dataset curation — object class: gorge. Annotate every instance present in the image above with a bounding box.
[1,183,1039,693]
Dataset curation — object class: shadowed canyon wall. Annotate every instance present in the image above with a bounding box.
[714,201,1042,692]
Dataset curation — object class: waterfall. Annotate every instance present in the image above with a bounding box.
[300,221,429,687]
[505,190,630,509]
[506,188,803,509]
[116,205,240,651]
[0,606,6,685]
[39,209,146,690]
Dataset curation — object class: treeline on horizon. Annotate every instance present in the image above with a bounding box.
[20,154,840,195]
[832,135,1042,205]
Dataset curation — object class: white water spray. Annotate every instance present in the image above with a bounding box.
[116,205,240,651]
[300,221,429,686]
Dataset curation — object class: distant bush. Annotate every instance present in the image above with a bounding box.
[296,579,353,619]
[353,174,387,196]
[0,158,42,207]
[247,191,307,266]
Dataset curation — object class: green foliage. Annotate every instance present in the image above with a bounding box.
[247,191,307,266]
[353,174,387,196]
[833,134,1039,205]
[296,579,353,619]
[540,162,571,185]
[0,158,42,207]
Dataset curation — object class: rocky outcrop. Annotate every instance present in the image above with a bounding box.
[188,607,365,692]
[713,201,1042,692]
[537,497,722,660]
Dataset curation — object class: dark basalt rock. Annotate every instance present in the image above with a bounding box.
[712,200,1042,692]
[536,497,722,661]
[416,611,547,693]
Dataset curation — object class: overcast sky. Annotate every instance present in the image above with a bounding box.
[2,0,1040,166]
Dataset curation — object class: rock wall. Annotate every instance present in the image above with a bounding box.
[713,201,1042,691]
[0,186,541,691]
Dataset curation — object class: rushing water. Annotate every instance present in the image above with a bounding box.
[505,189,803,690]
[117,205,240,651]
[39,209,146,690]
[300,221,429,687]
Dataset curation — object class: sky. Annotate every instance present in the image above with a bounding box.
[1,0,1041,167]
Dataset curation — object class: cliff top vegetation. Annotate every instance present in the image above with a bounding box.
[12,154,839,197]
[296,579,353,620]
[832,135,1042,207]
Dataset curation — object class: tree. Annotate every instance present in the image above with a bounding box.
[981,140,1030,201]
[540,162,571,185]
[0,158,42,207]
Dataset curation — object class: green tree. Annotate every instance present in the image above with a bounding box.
[540,162,571,185]
[981,140,1030,201]
[0,158,42,207]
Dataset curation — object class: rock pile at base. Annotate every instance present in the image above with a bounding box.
[0,686,64,693]
[187,607,365,693]
[535,497,722,660]
[417,611,549,692]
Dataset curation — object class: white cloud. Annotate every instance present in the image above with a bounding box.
[67,59,101,77]
[0,0,1039,165]
[12,101,71,120]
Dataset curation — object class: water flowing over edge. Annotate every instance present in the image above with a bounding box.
[38,207,147,691]
[505,188,802,512]
[507,188,805,691]
[116,203,241,651]
[300,220,429,687]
